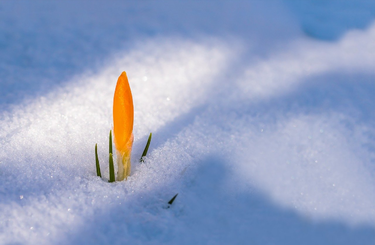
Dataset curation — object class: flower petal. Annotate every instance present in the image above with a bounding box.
[113,71,134,154]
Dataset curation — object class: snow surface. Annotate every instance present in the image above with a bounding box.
[1,1,375,244]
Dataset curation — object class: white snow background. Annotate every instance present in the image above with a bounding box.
[1,1,375,244]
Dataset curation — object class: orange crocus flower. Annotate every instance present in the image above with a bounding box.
[113,71,134,180]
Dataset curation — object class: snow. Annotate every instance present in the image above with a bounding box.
[1,1,375,244]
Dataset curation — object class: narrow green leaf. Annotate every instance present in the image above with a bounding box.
[95,144,102,177]
[140,132,152,162]
[168,193,178,205]
[109,153,115,182]
[109,130,113,155]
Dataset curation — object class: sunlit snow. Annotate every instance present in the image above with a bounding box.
[1,1,375,244]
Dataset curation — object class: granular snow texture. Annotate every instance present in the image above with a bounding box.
[1,1,375,244]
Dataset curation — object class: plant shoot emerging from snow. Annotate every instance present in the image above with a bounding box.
[94,72,152,182]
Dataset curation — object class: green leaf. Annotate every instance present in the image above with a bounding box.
[95,144,102,178]
[140,133,152,162]
[109,153,115,182]
[168,193,178,205]
[109,130,113,155]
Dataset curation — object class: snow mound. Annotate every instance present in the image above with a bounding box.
[1,1,375,244]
